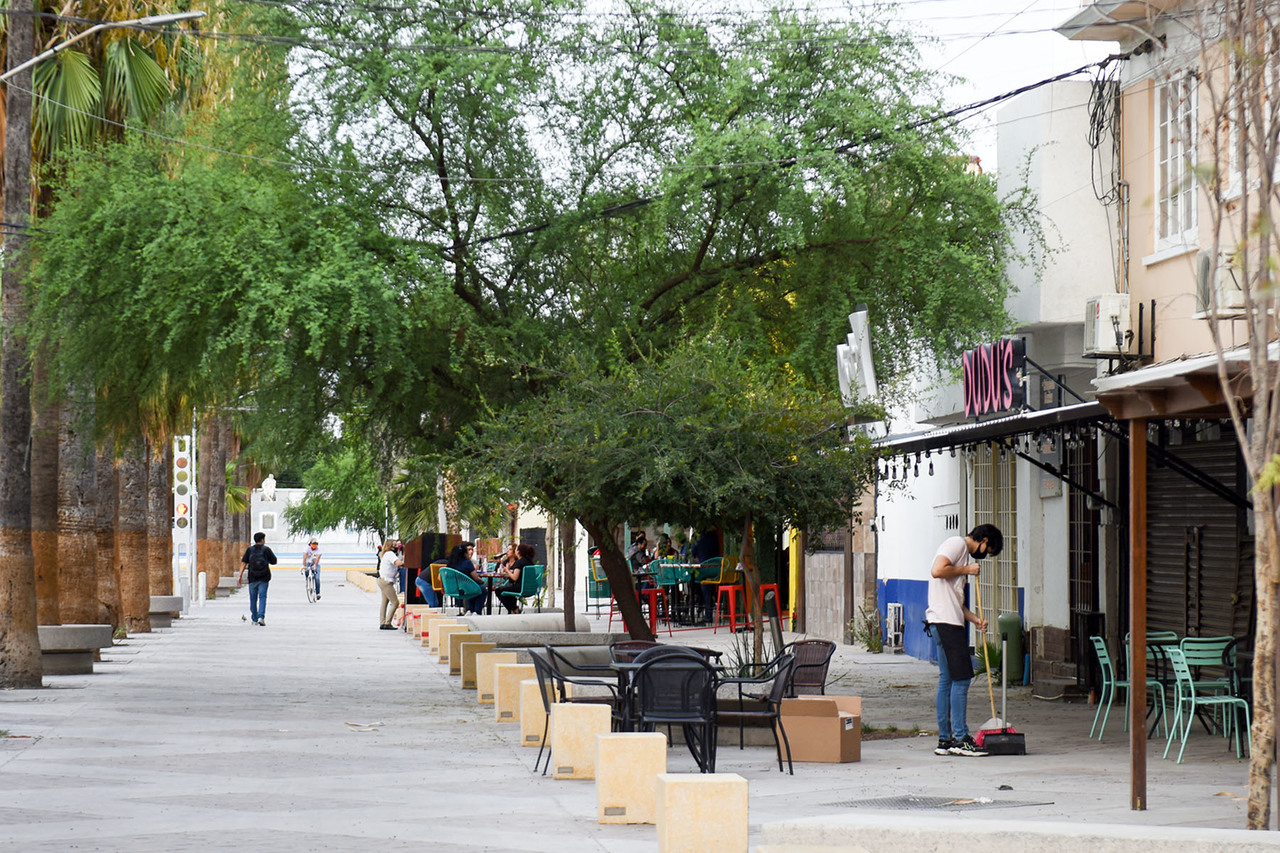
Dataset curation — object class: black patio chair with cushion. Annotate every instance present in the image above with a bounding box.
[716,653,796,774]
[783,639,836,696]
[631,652,720,773]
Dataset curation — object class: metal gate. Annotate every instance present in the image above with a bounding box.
[971,443,1018,626]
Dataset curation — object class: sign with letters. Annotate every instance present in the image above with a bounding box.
[962,339,1026,418]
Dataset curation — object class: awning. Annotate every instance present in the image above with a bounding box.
[1093,342,1277,420]
[874,401,1111,456]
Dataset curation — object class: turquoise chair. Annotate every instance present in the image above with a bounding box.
[498,564,545,613]
[1089,636,1165,740]
[1163,647,1251,763]
[440,567,485,614]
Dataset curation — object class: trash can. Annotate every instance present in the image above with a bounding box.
[997,612,1024,684]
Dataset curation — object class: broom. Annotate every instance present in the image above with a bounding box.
[972,574,1004,732]
[973,573,1027,753]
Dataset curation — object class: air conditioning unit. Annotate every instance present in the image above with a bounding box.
[885,602,904,650]
[1083,293,1132,357]
[1196,250,1245,315]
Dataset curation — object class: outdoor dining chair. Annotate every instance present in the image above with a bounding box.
[715,653,796,774]
[1163,647,1251,763]
[498,564,545,613]
[439,567,485,615]
[1089,636,1165,740]
[529,646,620,774]
[782,639,836,696]
[631,651,719,773]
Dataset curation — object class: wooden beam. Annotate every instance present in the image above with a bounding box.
[1129,417,1147,811]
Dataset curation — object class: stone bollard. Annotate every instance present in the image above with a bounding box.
[425,616,461,653]
[476,652,519,704]
[435,623,469,665]
[494,663,536,723]
[655,773,748,853]
[459,642,497,689]
[447,632,482,676]
[519,677,569,748]
[550,703,612,780]
[596,733,667,824]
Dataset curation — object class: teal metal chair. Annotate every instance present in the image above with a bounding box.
[1089,636,1165,740]
[1163,647,1251,763]
[1178,636,1235,696]
[498,564,544,613]
[440,567,485,615]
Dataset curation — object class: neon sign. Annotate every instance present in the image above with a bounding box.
[962,339,1025,418]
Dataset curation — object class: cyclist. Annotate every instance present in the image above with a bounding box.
[303,538,322,600]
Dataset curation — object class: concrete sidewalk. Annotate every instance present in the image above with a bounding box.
[0,574,1269,852]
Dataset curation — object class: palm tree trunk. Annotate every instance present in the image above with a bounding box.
[221,423,239,579]
[95,448,121,631]
[31,360,59,625]
[0,0,41,687]
[205,419,226,582]
[56,403,98,624]
[117,439,149,633]
[146,439,173,597]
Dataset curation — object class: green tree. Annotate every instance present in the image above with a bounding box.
[455,336,877,641]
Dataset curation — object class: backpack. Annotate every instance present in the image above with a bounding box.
[247,545,272,582]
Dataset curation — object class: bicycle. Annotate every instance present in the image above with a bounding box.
[303,566,319,603]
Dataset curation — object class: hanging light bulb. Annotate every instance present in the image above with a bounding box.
[928,459,934,476]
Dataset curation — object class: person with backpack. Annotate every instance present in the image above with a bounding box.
[239,532,278,627]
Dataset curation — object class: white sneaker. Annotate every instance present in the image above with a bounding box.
[257,618,265,627]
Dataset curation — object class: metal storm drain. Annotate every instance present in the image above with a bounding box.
[826,795,1052,811]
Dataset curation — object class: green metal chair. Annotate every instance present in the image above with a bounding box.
[1089,636,1165,740]
[587,557,611,615]
[1163,647,1251,763]
[1178,636,1235,695]
[498,564,544,613]
[440,567,485,615]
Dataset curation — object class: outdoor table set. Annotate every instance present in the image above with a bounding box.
[1089,632,1251,763]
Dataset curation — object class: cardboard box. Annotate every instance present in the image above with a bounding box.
[776,696,861,763]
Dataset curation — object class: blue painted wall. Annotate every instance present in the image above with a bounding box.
[879,579,1024,663]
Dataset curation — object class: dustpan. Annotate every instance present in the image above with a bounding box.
[972,580,1025,754]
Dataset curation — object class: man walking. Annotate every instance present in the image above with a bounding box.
[925,523,1002,757]
[240,532,278,626]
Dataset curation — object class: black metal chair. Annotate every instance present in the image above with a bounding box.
[716,653,796,774]
[783,639,836,696]
[529,647,618,775]
[631,651,720,773]
[609,639,660,664]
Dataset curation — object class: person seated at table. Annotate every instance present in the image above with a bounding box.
[627,532,654,589]
[493,543,535,614]
[691,529,720,623]
[495,542,518,574]
[446,541,487,614]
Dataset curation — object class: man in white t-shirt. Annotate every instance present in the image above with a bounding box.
[925,523,1003,757]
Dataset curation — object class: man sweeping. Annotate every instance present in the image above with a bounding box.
[925,523,1003,757]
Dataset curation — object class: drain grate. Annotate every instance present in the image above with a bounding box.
[826,795,1052,811]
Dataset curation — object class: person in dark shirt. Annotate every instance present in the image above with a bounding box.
[493,543,535,613]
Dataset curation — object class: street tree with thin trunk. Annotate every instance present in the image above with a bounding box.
[1190,0,1280,828]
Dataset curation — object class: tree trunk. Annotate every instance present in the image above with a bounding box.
[221,422,238,579]
[0,0,41,687]
[117,439,149,633]
[205,418,226,582]
[146,439,173,596]
[579,515,651,640]
[1248,487,1277,829]
[560,519,576,632]
[736,515,767,664]
[30,360,59,625]
[195,418,215,598]
[95,449,120,631]
[56,403,98,624]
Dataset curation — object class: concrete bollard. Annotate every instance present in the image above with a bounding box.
[596,733,667,824]
[519,677,569,748]
[447,632,483,675]
[424,616,461,653]
[494,663,536,722]
[435,623,469,664]
[550,703,612,780]
[476,652,519,704]
[459,642,497,689]
[655,773,748,853]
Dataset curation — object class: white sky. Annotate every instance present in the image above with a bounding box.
[895,0,1114,168]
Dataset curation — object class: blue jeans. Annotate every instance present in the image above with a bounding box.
[415,576,440,608]
[308,568,321,596]
[930,624,971,741]
[248,581,269,622]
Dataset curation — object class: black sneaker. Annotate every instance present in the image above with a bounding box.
[948,736,988,757]
[934,739,954,756]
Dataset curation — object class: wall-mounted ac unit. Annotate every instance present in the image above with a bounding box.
[885,602,904,650]
[1196,250,1244,316]
[1083,293,1132,357]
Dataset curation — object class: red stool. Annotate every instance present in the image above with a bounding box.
[714,584,747,633]
[757,583,780,611]
[638,588,672,637]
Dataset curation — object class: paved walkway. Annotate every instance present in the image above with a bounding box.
[0,573,1269,852]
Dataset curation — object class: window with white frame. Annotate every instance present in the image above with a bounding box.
[1156,73,1198,248]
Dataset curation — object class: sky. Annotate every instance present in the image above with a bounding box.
[890,0,1114,168]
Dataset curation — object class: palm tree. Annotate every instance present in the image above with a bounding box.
[146,438,172,598]
[117,438,148,632]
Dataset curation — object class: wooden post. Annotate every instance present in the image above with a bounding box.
[1129,418,1147,810]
